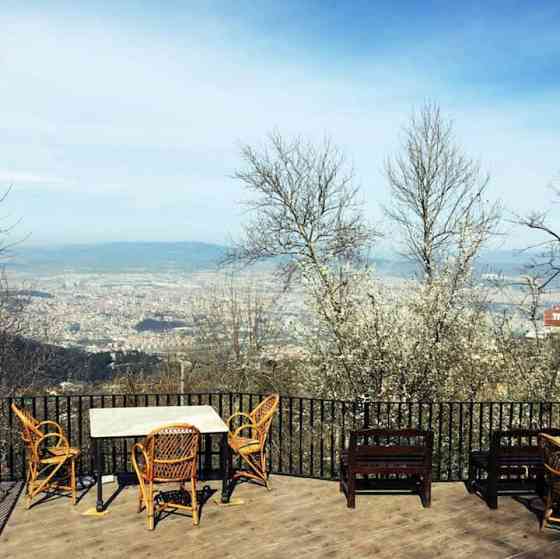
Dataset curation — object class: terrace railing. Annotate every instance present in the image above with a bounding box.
[1,393,559,483]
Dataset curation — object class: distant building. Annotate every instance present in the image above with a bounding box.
[544,304,560,335]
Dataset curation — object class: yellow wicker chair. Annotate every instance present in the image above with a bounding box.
[11,403,79,509]
[539,433,560,530]
[227,394,279,490]
[132,423,200,530]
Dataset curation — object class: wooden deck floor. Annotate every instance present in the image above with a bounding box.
[2,477,560,558]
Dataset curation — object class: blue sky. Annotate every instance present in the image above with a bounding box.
[1,1,559,249]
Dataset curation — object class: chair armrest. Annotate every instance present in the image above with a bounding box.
[36,421,65,446]
[231,422,260,441]
[131,442,151,493]
[227,412,254,431]
[131,442,149,477]
[539,433,560,476]
[34,432,70,457]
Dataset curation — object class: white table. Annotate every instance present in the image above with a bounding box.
[89,405,231,512]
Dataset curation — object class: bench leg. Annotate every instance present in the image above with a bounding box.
[466,461,476,493]
[346,471,356,509]
[422,473,432,508]
[487,469,498,509]
[536,471,545,499]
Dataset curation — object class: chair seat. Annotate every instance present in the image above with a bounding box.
[229,436,261,455]
[48,446,80,457]
[40,448,80,465]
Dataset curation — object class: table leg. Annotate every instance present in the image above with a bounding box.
[204,434,212,480]
[220,432,231,503]
[95,438,104,512]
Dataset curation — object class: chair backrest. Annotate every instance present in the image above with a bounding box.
[539,433,560,476]
[347,428,433,463]
[142,423,200,482]
[249,394,279,446]
[11,403,42,448]
[491,428,560,457]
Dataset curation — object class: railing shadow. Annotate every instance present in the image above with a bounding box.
[0,481,23,537]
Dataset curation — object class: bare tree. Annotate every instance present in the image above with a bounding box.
[518,182,560,291]
[384,102,500,283]
[226,131,379,392]
[226,130,377,283]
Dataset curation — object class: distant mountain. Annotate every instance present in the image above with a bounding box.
[369,249,534,279]
[3,241,537,278]
[6,241,228,273]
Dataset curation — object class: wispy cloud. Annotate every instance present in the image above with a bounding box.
[0,171,65,186]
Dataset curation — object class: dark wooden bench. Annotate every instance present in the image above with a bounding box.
[467,428,560,509]
[340,428,433,508]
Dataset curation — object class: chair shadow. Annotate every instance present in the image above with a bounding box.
[154,485,216,528]
[27,475,97,510]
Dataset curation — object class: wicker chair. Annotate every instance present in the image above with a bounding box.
[227,393,279,490]
[539,433,560,530]
[11,403,79,509]
[132,423,200,530]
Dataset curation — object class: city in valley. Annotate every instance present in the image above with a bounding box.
[11,266,556,359]
[12,269,301,356]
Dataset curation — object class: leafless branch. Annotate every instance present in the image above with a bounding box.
[384,102,501,282]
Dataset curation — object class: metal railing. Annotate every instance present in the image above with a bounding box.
[1,393,559,483]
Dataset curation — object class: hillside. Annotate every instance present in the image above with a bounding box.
[6,241,228,273]
[4,241,535,279]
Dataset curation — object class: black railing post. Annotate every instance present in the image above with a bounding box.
[288,397,293,474]
[7,397,14,482]
[278,396,283,474]
[363,401,370,428]
[309,399,314,477]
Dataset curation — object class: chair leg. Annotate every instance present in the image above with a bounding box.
[191,479,199,526]
[235,451,269,488]
[262,452,272,490]
[71,459,77,505]
[146,485,155,530]
[541,488,552,531]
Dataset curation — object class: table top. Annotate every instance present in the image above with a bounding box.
[89,405,228,438]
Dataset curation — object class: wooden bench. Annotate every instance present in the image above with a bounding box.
[467,428,560,509]
[340,428,433,509]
